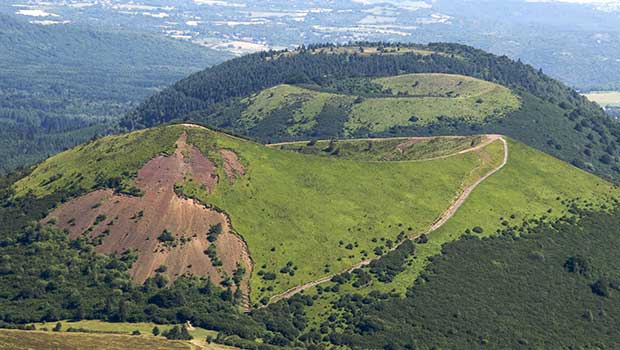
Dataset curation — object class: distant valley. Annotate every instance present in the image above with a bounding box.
[3,0,620,91]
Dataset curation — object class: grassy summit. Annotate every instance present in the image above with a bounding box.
[236,73,519,138]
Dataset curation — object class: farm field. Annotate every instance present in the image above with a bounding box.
[583,91,620,107]
[0,329,196,350]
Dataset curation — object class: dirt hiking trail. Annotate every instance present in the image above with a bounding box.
[263,136,508,306]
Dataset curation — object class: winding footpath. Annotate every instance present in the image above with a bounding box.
[262,136,509,307]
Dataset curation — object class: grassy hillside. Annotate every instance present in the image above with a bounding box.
[25,320,231,349]
[373,138,617,293]
[348,73,519,132]
[32,320,214,338]
[123,42,620,181]
[270,135,487,161]
[3,123,620,349]
[256,135,619,346]
[237,74,519,137]
[13,126,182,197]
[13,125,503,306]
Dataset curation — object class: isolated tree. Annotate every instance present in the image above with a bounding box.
[162,325,193,340]
[152,326,160,336]
[118,299,128,322]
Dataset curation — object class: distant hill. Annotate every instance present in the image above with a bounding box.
[0,14,231,173]
[122,43,620,181]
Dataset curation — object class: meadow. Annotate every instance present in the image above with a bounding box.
[293,137,619,329]
[346,74,520,132]
[235,73,520,138]
[13,124,503,307]
[182,127,504,305]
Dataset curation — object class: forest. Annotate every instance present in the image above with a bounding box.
[0,14,230,173]
[318,207,620,349]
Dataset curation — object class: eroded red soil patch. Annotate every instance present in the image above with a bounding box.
[45,133,252,306]
[220,149,245,183]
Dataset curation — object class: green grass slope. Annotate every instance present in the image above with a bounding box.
[304,137,616,296]
[320,209,620,350]
[270,135,487,161]
[6,124,620,349]
[180,127,503,305]
[388,138,618,291]
[235,74,519,137]
[13,125,503,307]
[0,329,196,350]
[268,135,618,344]
[13,126,182,197]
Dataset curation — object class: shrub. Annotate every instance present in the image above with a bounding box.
[262,272,276,281]
[207,223,223,242]
[162,325,193,340]
[157,230,175,243]
[591,278,610,297]
[563,256,590,277]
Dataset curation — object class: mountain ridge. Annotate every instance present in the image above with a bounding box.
[120,42,620,181]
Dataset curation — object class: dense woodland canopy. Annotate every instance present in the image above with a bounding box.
[319,207,620,350]
[123,42,620,180]
[0,14,230,173]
